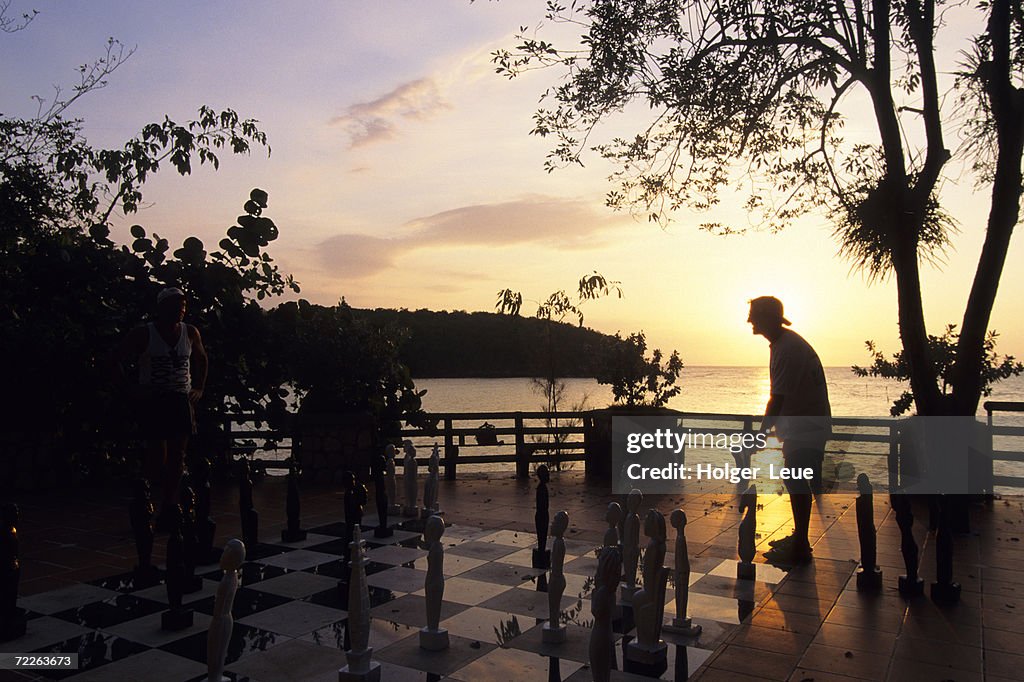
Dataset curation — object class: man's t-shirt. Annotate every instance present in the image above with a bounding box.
[770,328,832,446]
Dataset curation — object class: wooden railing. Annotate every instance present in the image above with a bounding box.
[984,401,1024,490]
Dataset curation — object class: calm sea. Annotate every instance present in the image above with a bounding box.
[415,366,1024,418]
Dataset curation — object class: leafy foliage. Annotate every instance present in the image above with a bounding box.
[596,331,683,408]
[269,300,430,439]
[852,325,1023,416]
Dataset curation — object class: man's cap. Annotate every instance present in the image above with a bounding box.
[157,287,185,304]
[749,296,791,325]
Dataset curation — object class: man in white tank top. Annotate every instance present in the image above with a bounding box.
[113,287,208,522]
[748,296,831,565]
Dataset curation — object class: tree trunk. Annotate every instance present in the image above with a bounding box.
[953,0,1024,416]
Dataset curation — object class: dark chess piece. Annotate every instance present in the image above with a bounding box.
[281,459,308,543]
[855,474,883,591]
[931,495,962,604]
[0,503,27,642]
[179,482,204,594]
[161,504,194,631]
[371,452,393,539]
[238,458,259,548]
[533,465,550,569]
[891,494,924,597]
[191,456,220,564]
[342,471,367,563]
[130,478,160,588]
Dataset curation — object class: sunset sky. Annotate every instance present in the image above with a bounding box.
[3,0,1022,366]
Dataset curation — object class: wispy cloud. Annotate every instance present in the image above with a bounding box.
[313,197,618,280]
[331,77,450,148]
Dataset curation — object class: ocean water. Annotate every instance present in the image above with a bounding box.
[411,368,1024,491]
[415,367,1024,418]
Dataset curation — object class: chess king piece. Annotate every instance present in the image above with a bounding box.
[384,444,401,515]
[421,444,440,519]
[339,526,381,681]
[627,510,669,669]
[589,545,622,682]
[402,441,419,517]
[664,509,701,636]
[342,471,368,561]
[0,503,26,642]
[238,458,259,548]
[419,515,450,650]
[931,495,962,604]
[737,485,757,580]
[371,452,393,538]
[891,494,924,597]
[191,456,220,564]
[855,474,883,591]
[179,482,204,593]
[161,504,194,631]
[207,539,245,682]
[129,478,160,587]
[543,510,569,643]
[533,465,551,569]
[281,458,307,542]
[620,488,643,604]
[604,501,622,548]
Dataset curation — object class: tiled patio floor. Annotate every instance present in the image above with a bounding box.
[3,469,1023,681]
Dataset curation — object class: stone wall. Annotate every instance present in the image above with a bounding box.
[293,411,376,485]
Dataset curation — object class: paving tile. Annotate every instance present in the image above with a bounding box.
[63,648,205,682]
[375,632,496,677]
[728,624,813,655]
[238,600,346,638]
[797,642,890,680]
[227,637,345,682]
[811,622,896,655]
[892,634,982,672]
[447,645,584,682]
[707,643,799,680]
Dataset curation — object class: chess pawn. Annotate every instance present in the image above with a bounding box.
[855,474,882,591]
[281,459,307,542]
[207,539,245,682]
[664,509,701,636]
[627,510,669,667]
[0,503,26,642]
[737,485,757,580]
[533,465,550,569]
[421,444,440,519]
[589,546,621,682]
[542,511,569,643]
[603,501,622,548]
[620,488,642,603]
[402,442,418,517]
[339,526,381,681]
[419,515,449,651]
[384,444,401,515]
[130,478,159,586]
[371,452,393,538]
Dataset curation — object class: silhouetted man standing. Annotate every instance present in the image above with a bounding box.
[114,288,207,525]
[748,296,830,564]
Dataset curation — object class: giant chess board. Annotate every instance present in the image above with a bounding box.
[2,514,789,681]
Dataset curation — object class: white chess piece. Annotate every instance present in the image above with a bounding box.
[339,525,381,681]
[207,538,245,682]
[543,511,569,643]
[664,509,701,636]
[402,441,418,517]
[628,511,669,665]
[419,515,449,650]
